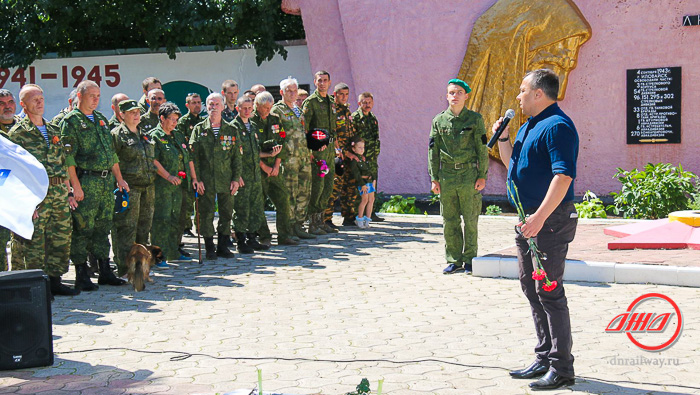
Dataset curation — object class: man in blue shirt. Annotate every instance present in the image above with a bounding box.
[495,69,579,390]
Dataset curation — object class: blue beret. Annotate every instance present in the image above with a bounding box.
[448,79,472,94]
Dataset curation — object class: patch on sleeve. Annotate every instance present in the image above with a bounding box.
[481,134,488,145]
[428,137,435,148]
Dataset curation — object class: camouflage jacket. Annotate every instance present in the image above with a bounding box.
[139,110,160,135]
[231,116,261,184]
[112,124,157,187]
[150,126,189,188]
[346,156,373,187]
[8,117,67,178]
[189,117,242,193]
[302,90,336,161]
[222,106,238,124]
[60,109,118,171]
[251,112,287,168]
[108,113,122,131]
[428,106,488,181]
[351,109,380,163]
[50,108,70,128]
[335,102,356,156]
[175,111,207,140]
[0,115,21,137]
[271,100,310,161]
[137,94,149,114]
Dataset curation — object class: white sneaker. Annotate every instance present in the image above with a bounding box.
[355,217,365,228]
[363,216,371,228]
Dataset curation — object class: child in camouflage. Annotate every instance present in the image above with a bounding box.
[346,136,375,228]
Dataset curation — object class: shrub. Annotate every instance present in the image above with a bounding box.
[485,205,503,215]
[610,163,697,219]
[379,195,419,214]
[575,190,607,219]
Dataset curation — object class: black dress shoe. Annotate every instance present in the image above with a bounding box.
[509,360,549,379]
[529,371,575,390]
[442,263,463,274]
[371,213,385,222]
[342,218,357,227]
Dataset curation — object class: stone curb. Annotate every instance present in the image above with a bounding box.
[473,256,700,287]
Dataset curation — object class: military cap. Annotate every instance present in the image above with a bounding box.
[261,139,281,153]
[448,79,472,93]
[114,189,130,214]
[118,99,140,113]
[306,128,330,151]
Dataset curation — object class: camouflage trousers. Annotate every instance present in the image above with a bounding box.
[258,172,292,241]
[13,183,72,277]
[309,158,335,215]
[179,184,195,234]
[324,168,359,223]
[112,184,154,275]
[199,189,234,238]
[71,174,115,264]
[0,226,9,271]
[439,167,482,265]
[151,181,182,261]
[234,179,265,233]
[284,156,312,223]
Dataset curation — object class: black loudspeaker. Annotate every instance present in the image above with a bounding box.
[0,269,54,370]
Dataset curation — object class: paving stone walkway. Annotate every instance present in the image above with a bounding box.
[1,215,698,394]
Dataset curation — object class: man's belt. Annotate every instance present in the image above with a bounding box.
[49,177,66,186]
[79,169,112,178]
[441,161,477,170]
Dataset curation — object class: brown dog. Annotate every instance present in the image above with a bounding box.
[126,244,163,292]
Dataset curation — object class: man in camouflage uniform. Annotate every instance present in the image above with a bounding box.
[50,89,78,128]
[7,84,79,296]
[139,89,165,135]
[190,93,241,260]
[138,77,162,114]
[61,80,129,290]
[108,93,129,130]
[175,93,206,248]
[302,71,337,235]
[272,77,315,240]
[111,99,157,275]
[324,83,358,228]
[0,89,20,270]
[221,80,239,123]
[230,96,267,253]
[352,92,383,222]
[253,92,297,246]
[429,79,488,274]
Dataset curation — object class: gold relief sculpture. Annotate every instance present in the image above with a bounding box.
[458,0,591,163]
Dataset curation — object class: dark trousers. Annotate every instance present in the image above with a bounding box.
[516,201,577,378]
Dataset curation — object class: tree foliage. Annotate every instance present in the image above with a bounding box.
[0,0,305,68]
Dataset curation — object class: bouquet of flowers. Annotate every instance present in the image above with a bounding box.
[316,160,329,177]
[507,181,557,292]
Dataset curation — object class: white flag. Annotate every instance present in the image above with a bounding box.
[0,134,49,239]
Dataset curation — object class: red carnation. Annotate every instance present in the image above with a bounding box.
[279,131,286,138]
[532,269,546,281]
[543,281,558,292]
[177,171,187,179]
[52,136,60,145]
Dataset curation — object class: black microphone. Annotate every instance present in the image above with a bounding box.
[487,109,515,148]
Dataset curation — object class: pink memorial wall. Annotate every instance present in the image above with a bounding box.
[283,0,700,196]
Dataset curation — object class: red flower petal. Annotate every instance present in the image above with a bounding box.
[178,171,187,178]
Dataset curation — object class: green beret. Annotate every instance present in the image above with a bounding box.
[118,99,139,113]
[448,79,472,94]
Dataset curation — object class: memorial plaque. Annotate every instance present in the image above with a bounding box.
[627,67,681,144]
